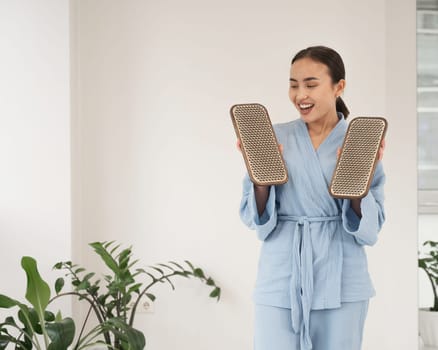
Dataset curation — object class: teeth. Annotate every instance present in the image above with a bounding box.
[299,103,313,109]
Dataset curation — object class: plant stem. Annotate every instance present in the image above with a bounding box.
[38,314,51,348]
[78,340,117,350]
[74,304,93,350]
[115,290,121,349]
[64,264,108,325]
[74,324,107,350]
[422,267,438,311]
[49,292,112,346]
[17,307,43,350]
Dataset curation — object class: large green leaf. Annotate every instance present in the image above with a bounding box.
[46,318,75,350]
[21,257,51,323]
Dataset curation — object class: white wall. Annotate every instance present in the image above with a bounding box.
[71,0,417,349]
[378,1,418,349]
[0,0,71,313]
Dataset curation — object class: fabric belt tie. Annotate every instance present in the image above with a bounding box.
[278,214,342,350]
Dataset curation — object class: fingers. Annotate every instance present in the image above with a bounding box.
[236,139,242,153]
[378,138,386,161]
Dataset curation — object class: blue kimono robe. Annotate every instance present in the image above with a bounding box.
[239,113,385,350]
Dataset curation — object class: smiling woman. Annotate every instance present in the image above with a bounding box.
[238,46,386,350]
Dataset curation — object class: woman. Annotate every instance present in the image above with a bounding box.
[237,46,386,350]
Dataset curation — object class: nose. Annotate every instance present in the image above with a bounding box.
[289,85,308,104]
[296,89,308,102]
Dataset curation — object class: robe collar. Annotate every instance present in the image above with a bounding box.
[299,112,347,153]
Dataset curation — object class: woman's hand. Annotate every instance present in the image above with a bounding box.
[378,138,385,161]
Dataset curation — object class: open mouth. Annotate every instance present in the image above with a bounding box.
[298,103,314,114]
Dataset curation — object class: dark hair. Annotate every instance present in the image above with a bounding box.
[291,46,349,119]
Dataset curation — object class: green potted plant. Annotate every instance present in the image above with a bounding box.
[0,256,75,350]
[0,241,220,350]
[418,240,438,347]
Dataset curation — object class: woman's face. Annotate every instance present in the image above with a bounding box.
[289,57,345,124]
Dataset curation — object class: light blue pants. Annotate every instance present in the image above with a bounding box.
[254,300,369,350]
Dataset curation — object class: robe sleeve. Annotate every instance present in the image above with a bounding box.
[341,161,386,246]
[239,173,278,241]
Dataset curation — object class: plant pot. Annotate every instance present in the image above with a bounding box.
[419,308,438,348]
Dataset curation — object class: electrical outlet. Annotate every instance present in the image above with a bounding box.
[128,296,154,314]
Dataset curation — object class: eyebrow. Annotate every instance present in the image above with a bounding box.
[289,77,319,82]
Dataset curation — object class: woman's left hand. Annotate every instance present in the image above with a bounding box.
[378,138,385,161]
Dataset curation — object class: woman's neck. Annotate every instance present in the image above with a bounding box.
[306,111,339,149]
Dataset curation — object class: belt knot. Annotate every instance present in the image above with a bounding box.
[296,216,306,225]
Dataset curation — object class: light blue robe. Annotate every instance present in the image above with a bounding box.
[239,113,385,350]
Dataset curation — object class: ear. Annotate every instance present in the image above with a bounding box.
[335,79,346,97]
